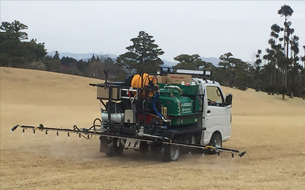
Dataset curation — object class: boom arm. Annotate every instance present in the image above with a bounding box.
[11,122,246,158]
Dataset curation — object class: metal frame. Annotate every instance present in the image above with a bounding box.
[157,67,214,82]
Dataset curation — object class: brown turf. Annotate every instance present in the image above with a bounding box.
[1,67,305,189]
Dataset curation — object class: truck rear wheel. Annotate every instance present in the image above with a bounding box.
[163,144,180,162]
[105,138,124,157]
[205,133,222,155]
[139,141,149,153]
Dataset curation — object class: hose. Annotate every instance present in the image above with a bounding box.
[152,91,163,119]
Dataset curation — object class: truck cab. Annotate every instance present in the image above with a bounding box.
[192,78,232,147]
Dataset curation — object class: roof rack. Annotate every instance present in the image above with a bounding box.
[157,67,214,82]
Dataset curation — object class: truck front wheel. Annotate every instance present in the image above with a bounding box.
[163,144,180,162]
[205,133,222,155]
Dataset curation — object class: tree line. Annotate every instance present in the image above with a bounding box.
[0,4,304,99]
[257,5,305,99]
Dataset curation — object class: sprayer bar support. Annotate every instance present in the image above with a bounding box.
[11,124,246,157]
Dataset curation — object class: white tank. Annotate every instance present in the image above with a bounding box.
[101,112,124,123]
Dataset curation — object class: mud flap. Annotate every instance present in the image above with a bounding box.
[99,136,110,153]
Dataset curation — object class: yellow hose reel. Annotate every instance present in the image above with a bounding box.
[130,73,157,98]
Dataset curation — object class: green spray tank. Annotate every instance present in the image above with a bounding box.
[158,83,201,126]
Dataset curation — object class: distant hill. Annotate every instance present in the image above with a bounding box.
[200,57,220,66]
[47,51,220,67]
[161,60,178,67]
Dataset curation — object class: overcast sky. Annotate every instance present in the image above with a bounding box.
[1,1,305,63]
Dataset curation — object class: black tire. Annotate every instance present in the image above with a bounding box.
[105,138,124,157]
[139,141,149,153]
[163,144,180,162]
[205,133,222,155]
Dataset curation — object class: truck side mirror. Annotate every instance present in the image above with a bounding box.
[225,94,233,106]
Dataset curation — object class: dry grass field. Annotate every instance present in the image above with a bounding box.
[1,67,305,190]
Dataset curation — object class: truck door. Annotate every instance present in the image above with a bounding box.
[203,85,231,144]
